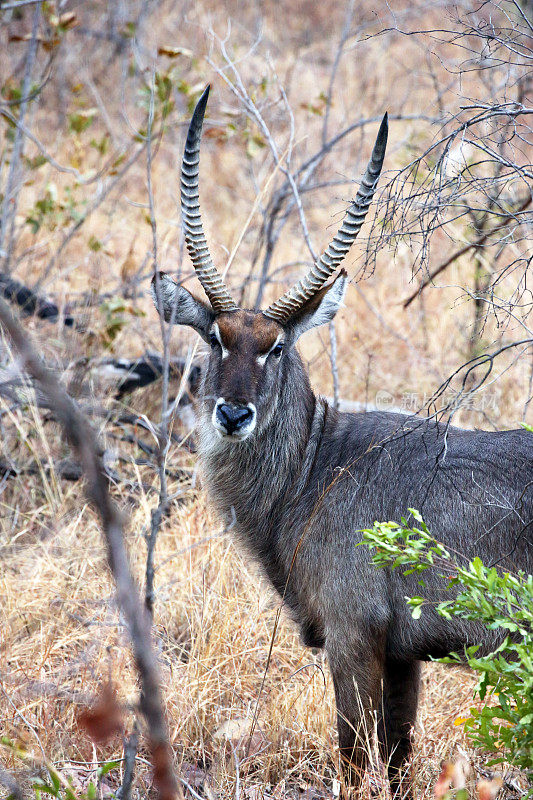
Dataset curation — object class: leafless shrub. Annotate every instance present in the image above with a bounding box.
[367,1,532,372]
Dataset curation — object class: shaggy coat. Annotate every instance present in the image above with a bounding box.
[154,266,532,800]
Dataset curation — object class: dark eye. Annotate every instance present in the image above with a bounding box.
[209,332,219,349]
[270,343,284,358]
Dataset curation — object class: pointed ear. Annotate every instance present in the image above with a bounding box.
[151,273,214,340]
[283,269,348,343]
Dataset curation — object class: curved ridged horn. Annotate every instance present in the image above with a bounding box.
[181,85,237,312]
[264,113,388,324]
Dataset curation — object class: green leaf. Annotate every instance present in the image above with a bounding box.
[25,154,47,170]
[361,498,533,774]
[68,109,98,134]
[97,759,121,779]
[88,235,102,252]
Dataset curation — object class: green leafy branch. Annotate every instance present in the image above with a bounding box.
[362,504,533,783]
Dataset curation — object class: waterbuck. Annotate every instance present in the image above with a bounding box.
[152,87,533,797]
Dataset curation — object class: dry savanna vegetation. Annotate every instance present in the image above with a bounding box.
[0,1,531,800]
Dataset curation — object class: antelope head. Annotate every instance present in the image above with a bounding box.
[152,86,387,442]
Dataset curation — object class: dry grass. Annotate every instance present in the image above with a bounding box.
[1,481,482,799]
[0,0,531,798]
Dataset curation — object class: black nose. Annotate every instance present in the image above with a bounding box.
[216,403,253,434]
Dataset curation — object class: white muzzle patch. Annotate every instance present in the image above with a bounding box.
[212,398,257,441]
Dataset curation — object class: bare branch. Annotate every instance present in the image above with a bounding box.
[36,140,148,290]
[116,726,140,800]
[0,297,178,800]
[0,0,43,8]
[144,71,168,618]
[402,193,532,308]
[0,1,41,272]
[0,106,124,184]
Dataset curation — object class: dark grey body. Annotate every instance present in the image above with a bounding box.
[197,347,533,795]
[162,87,509,795]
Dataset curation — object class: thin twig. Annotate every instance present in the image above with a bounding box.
[328,321,340,410]
[1,0,43,8]
[144,73,166,617]
[207,37,318,262]
[0,107,104,183]
[35,140,148,290]
[0,1,41,273]
[322,4,355,411]
[322,0,355,146]
[402,194,532,308]
[144,71,174,619]
[116,726,140,800]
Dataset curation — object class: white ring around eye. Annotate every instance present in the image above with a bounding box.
[256,333,283,366]
[212,322,229,359]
